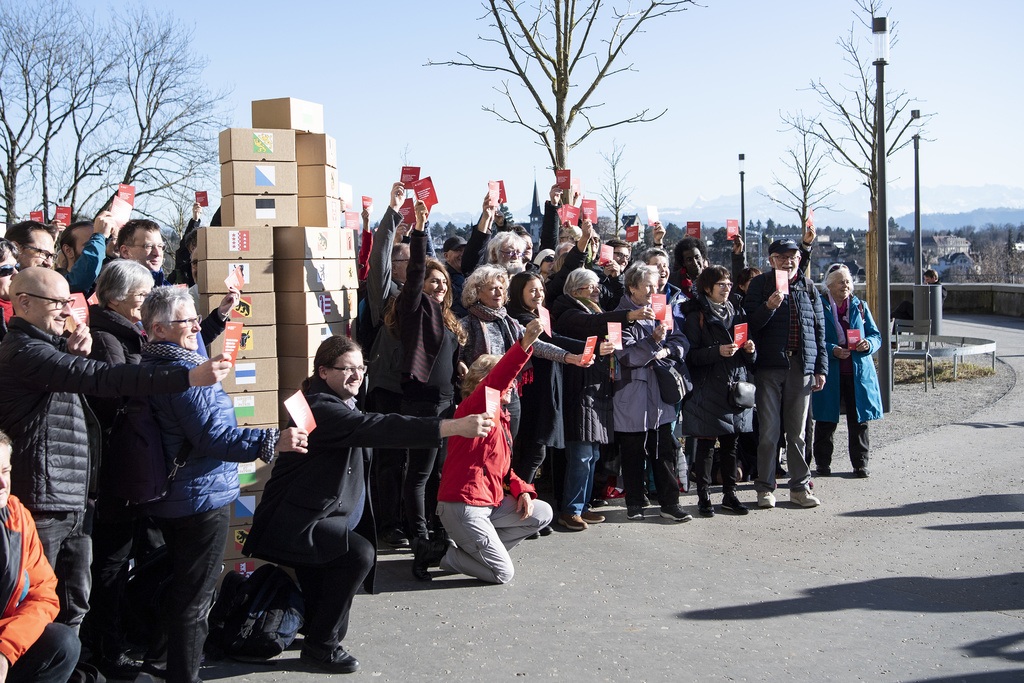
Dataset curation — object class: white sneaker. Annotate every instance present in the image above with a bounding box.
[757,491,776,508]
[791,489,821,507]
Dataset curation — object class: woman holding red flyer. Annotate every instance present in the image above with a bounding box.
[811,264,882,478]
[435,319,553,584]
[681,265,757,517]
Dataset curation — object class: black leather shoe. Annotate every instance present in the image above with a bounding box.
[411,537,439,581]
[301,642,360,674]
[721,494,749,515]
[698,498,715,517]
[381,527,410,548]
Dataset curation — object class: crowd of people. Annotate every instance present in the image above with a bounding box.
[0,182,886,680]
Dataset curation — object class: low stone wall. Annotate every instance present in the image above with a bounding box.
[862,283,1024,318]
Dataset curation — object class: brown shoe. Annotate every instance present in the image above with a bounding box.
[580,511,605,524]
[557,513,588,531]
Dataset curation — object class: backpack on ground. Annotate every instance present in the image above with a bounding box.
[206,564,305,662]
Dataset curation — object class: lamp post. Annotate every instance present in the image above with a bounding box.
[739,154,746,257]
[911,109,922,285]
[874,15,892,413]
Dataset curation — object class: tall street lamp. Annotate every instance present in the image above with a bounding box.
[739,154,746,256]
[874,16,892,412]
[911,109,922,285]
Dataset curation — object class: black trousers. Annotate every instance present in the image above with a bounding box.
[7,622,80,683]
[813,373,870,471]
[616,423,680,509]
[693,434,740,498]
[155,505,230,683]
[369,388,407,533]
[292,532,375,649]
[34,508,91,634]
[401,398,450,540]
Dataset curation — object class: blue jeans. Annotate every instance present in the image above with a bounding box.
[563,442,601,516]
[34,509,92,633]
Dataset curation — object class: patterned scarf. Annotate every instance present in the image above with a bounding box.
[141,341,207,367]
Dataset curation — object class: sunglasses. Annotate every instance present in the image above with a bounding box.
[0,265,17,277]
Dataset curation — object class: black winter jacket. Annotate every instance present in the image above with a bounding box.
[681,295,755,437]
[742,268,828,377]
[0,317,192,512]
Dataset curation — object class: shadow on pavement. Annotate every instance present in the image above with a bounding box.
[681,572,1024,620]
[907,672,1024,682]
[923,521,1024,532]
[840,493,1024,518]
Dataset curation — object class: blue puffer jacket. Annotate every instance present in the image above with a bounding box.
[742,268,828,377]
[141,347,271,519]
[811,295,883,423]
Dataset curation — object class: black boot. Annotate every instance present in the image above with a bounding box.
[411,537,433,581]
[697,490,715,517]
[721,491,749,515]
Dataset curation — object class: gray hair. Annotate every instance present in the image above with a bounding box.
[141,285,196,336]
[624,263,659,292]
[462,264,509,309]
[486,231,525,266]
[563,267,599,297]
[97,259,152,308]
[639,247,668,264]
[825,264,852,288]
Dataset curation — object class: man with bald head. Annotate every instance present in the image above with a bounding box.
[0,267,232,632]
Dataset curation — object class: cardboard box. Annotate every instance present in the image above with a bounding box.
[194,227,273,260]
[274,258,358,292]
[209,323,278,360]
[221,161,298,195]
[219,128,295,163]
[297,196,342,229]
[278,357,315,391]
[295,133,337,167]
[277,322,352,358]
[229,488,264,522]
[221,357,279,394]
[237,458,274,490]
[227,390,278,427]
[276,290,357,325]
[273,227,355,260]
[221,194,298,228]
[251,98,324,134]
[218,558,271,584]
[197,259,275,294]
[297,165,339,199]
[202,292,277,326]
[225,524,252,560]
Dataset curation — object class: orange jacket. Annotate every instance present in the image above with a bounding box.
[0,495,59,666]
[438,342,536,507]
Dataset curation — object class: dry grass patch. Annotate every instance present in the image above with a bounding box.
[893,359,995,384]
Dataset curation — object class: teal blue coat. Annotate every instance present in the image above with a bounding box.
[811,295,883,423]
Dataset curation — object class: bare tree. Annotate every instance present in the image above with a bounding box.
[599,138,633,235]
[763,113,839,228]
[428,0,696,169]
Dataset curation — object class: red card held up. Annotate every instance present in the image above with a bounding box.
[283,389,317,434]
[727,219,739,240]
[537,305,552,337]
[555,169,571,191]
[69,293,89,325]
[54,206,72,224]
[86,292,99,306]
[497,180,507,204]
[846,329,861,350]
[625,224,640,242]
[607,321,622,350]
[400,166,420,184]
[195,191,209,207]
[221,322,244,364]
[484,386,501,420]
[598,244,614,265]
[651,293,668,320]
[806,207,815,229]
[647,206,659,226]
[118,184,135,206]
[487,181,500,208]
[561,205,580,226]
[581,199,598,222]
[110,195,132,228]
[29,211,44,223]
[397,197,415,224]
[775,269,790,295]
[362,196,373,209]
[224,266,245,291]
[344,211,360,230]
[686,221,701,238]
[410,177,438,209]
[733,322,748,346]
[580,336,598,364]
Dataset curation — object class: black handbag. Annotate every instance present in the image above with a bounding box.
[653,360,687,404]
[728,380,756,409]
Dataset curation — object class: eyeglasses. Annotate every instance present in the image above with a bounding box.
[132,242,166,253]
[23,245,55,262]
[771,253,799,263]
[20,291,73,309]
[715,282,733,290]
[163,316,202,327]
[127,290,150,300]
[612,252,631,262]
[0,265,17,277]
[328,364,366,374]
[576,284,600,292]
[500,250,523,259]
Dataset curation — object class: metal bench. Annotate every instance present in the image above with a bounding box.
[892,319,935,390]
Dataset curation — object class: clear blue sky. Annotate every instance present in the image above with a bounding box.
[84,0,1024,224]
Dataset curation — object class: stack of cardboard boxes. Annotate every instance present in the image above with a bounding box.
[194,98,360,577]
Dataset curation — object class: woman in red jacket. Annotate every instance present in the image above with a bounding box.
[435,319,553,584]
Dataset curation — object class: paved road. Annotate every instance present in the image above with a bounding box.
[202,313,1024,682]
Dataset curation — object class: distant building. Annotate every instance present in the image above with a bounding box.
[528,180,543,244]
[928,234,972,258]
